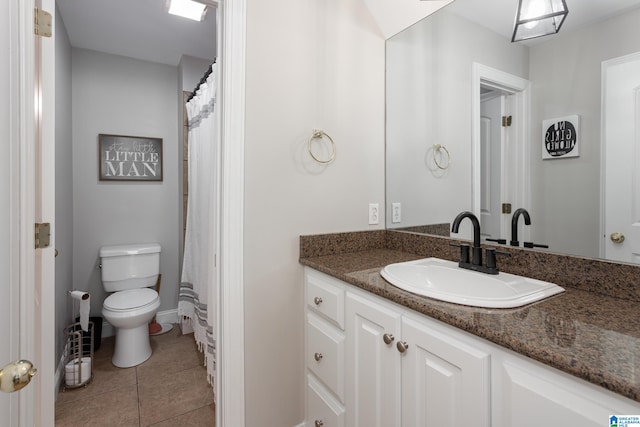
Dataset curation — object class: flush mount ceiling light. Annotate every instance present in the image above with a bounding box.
[167,0,208,21]
[512,0,568,42]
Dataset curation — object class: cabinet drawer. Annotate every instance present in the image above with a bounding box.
[306,269,345,329]
[307,374,345,427]
[307,312,345,402]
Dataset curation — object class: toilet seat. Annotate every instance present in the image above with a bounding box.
[104,288,159,312]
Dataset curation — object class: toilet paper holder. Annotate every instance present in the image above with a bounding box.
[63,290,94,389]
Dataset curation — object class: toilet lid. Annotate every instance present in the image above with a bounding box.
[104,288,159,311]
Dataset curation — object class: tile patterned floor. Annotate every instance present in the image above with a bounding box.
[55,326,215,427]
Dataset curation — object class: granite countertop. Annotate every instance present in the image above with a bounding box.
[300,247,640,403]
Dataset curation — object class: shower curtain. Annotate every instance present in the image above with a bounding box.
[179,63,217,389]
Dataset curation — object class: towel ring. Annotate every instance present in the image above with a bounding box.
[308,130,336,164]
[433,144,451,170]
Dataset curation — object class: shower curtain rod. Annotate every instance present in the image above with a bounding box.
[186,59,216,103]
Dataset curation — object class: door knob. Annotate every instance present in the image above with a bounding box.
[314,352,323,362]
[610,232,625,243]
[0,360,37,393]
[313,297,323,306]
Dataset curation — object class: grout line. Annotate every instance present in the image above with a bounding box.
[136,365,142,427]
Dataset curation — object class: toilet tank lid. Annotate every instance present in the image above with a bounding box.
[99,243,161,258]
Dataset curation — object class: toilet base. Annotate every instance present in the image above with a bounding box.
[112,323,153,368]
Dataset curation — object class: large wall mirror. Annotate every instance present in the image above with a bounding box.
[386,0,640,263]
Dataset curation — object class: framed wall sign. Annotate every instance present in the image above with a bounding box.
[542,115,580,159]
[99,134,163,181]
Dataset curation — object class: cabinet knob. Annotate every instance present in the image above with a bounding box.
[397,341,409,353]
[315,420,324,427]
[383,333,395,345]
[314,352,323,362]
[313,296,323,306]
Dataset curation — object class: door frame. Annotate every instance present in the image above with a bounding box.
[217,0,247,425]
[472,63,531,240]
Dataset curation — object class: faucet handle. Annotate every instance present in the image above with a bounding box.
[485,248,511,270]
[449,243,470,264]
[486,238,507,245]
[524,242,549,249]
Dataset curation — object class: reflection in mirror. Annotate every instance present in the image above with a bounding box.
[386,0,640,262]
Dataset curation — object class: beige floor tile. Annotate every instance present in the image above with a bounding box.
[138,365,214,426]
[56,356,136,405]
[55,383,139,427]
[136,334,203,381]
[148,403,215,427]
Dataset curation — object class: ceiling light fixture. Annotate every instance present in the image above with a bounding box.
[167,0,208,22]
[511,0,568,42]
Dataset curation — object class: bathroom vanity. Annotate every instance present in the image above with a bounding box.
[300,231,640,427]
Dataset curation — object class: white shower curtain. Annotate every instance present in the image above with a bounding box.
[179,63,217,389]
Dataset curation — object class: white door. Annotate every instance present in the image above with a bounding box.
[480,93,503,241]
[602,52,640,263]
[345,292,402,427]
[1,0,55,425]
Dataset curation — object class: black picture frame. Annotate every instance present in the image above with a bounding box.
[98,134,163,181]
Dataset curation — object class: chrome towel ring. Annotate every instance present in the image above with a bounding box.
[308,129,336,164]
[433,144,451,170]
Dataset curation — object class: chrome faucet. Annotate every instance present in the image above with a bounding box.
[510,208,531,247]
[451,211,510,275]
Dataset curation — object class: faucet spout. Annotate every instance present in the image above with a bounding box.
[451,211,482,266]
[510,208,531,247]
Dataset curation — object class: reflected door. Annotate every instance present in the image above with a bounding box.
[603,52,640,263]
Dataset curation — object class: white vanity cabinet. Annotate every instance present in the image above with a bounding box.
[306,268,490,427]
[304,267,640,427]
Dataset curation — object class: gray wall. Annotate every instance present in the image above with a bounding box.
[71,49,180,318]
[386,10,529,230]
[244,0,386,425]
[528,8,640,257]
[54,6,74,367]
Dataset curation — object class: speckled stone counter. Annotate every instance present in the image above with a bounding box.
[299,230,640,403]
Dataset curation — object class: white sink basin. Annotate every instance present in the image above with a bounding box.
[380,257,564,308]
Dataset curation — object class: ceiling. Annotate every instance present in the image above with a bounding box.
[446,0,640,44]
[56,0,216,66]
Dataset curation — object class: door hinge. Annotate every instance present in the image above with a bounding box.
[34,8,52,38]
[35,223,51,249]
[502,203,512,214]
[502,116,512,127]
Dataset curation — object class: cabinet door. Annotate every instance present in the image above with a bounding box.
[401,316,491,427]
[497,358,640,427]
[346,292,402,427]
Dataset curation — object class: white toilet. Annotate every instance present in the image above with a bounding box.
[99,243,162,368]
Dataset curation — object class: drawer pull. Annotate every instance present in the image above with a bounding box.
[315,420,324,427]
[397,341,409,353]
[383,333,395,345]
[314,352,323,362]
[313,296,323,306]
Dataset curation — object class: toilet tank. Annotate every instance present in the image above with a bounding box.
[99,243,161,292]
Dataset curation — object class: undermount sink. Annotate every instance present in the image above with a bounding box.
[380,257,564,308]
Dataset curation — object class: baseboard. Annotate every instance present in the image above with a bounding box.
[54,342,69,400]
[101,308,179,338]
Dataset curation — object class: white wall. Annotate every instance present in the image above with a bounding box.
[54,5,74,366]
[386,10,529,231]
[244,0,385,425]
[71,49,180,317]
[528,8,640,257]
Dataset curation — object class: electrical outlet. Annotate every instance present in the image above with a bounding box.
[392,203,401,223]
[368,203,379,225]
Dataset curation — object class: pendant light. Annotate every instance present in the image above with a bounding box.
[511,0,568,42]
